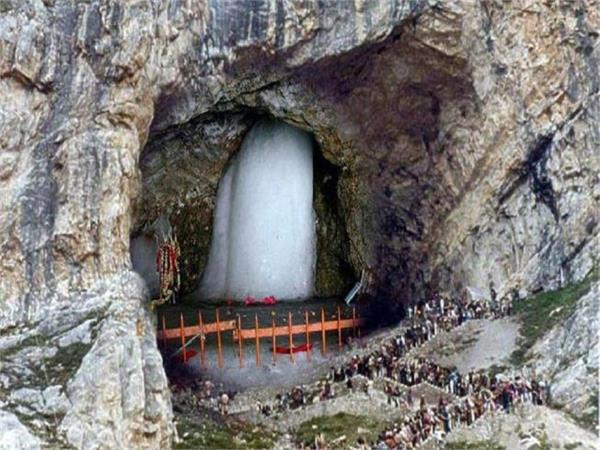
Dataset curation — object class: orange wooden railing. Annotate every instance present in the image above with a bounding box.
[157,306,364,368]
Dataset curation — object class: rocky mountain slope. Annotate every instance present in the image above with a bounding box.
[0,1,597,448]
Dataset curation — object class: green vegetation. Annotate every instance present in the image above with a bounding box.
[0,334,40,359]
[576,392,599,430]
[538,431,552,450]
[42,341,93,386]
[487,364,509,378]
[0,0,12,14]
[446,439,505,450]
[510,269,597,366]
[295,413,380,448]
[175,416,276,450]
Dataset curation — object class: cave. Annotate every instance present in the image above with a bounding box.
[2,2,597,448]
[131,114,356,303]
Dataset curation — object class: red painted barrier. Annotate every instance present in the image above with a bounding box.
[157,307,364,369]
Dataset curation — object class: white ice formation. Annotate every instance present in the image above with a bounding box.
[198,119,316,300]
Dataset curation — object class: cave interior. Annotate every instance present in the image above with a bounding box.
[130,112,357,304]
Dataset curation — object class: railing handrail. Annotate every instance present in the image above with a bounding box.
[158,306,364,368]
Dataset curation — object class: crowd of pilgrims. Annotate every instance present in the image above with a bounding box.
[252,294,548,449]
[367,373,548,450]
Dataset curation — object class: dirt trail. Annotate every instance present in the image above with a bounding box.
[419,318,520,372]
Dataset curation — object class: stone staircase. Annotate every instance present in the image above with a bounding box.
[416,408,501,450]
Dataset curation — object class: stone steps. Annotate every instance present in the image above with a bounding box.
[415,408,500,449]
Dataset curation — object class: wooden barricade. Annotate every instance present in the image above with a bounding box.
[198,311,206,368]
[157,306,364,369]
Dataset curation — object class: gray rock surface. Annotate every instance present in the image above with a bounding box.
[444,405,598,450]
[0,0,597,448]
[0,410,41,450]
[420,318,520,372]
[531,281,599,422]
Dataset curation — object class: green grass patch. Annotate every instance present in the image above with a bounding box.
[41,341,93,386]
[0,0,12,13]
[446,439,505,450]
[175,416,276,450]
[510,269,597,366]
[538,431,552,450]
[577,392,599,431]
[295,413,380,448]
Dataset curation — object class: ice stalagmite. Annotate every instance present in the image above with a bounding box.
[199,119,315,300]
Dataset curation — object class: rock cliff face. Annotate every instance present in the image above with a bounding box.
[531,280,599,423]
[0,1,598,448]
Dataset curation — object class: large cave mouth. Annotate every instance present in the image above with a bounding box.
[130,114,356,303]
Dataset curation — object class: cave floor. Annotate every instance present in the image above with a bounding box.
[158,297,361,391]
